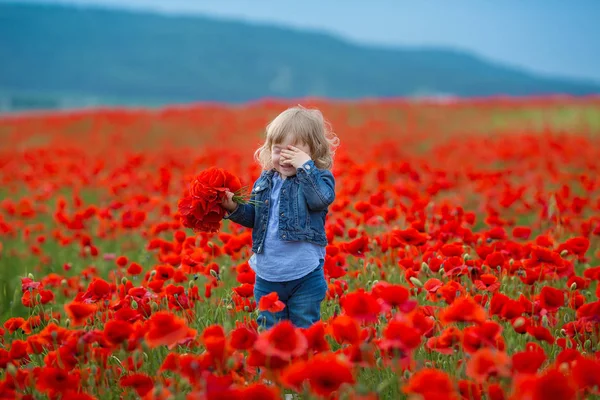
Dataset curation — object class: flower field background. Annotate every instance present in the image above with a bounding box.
[1,97,600,399]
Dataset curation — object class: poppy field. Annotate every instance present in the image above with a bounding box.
[1,97,600,399]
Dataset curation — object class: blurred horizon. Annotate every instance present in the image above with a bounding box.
[9,0,600,83]
[2,0,600,113]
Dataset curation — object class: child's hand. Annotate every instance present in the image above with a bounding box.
[280,145,312,169]
[221,191,238,213]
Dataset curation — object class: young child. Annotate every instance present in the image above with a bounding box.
[221,105,339,330]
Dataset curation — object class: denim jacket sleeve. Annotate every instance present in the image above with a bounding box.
[296,160,336,211]
[223,202,255,228]
[223,174,264,228]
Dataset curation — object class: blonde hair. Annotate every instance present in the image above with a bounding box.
[254,105,340,170]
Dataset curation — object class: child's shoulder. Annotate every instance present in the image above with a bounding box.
[252,169,273,186]
[255,169,272,180]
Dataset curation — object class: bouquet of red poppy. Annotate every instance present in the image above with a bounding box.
[178,167,252,233]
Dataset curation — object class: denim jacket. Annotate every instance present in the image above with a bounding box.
[225,160,335,254]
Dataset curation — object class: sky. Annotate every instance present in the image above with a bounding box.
[12,0,600,82]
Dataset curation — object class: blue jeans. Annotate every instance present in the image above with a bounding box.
[253,260,327,330]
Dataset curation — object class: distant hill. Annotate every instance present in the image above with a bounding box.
[1,2,599,109]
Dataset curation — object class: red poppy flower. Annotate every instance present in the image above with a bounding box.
[437,280,466,304]
[463,321,504,354]
[379,319,422,353]
[233,283,255,298]
[440,243,463,257]
[571,357,600,391]
[253,320,307,361]
[229,325,257,350]
[238,383,280,400]
[487,383,505,400]
[512,349,546,374]
[517,368,577,400]
[3,317,26,333]
[258,292,286,313]
[35,367,79,395]
[512,226,532,239]
[466,348,511,383]
[328,315,361,345]
[178,167,246,233]
[557,236,590,257]
[474,274,501,292]
[403,368,458,400]
[202,324,227,362]
[426,327,462,355]
[103,319,134,346]
[159,353,180,373]
[372,282,412,311]
[341,235,370,257]
[538,286,565,311]
[458,380,482,400]
[526,325,555,344]
[65,301,97,326]
[576,300,600,321]
[8,339,29,361]
[119,373,154,397]
[390,228,429,247]
[439,296,487,325]
[525,246,564,269]
[303,321,330,353]
[341,289,381,322]
[127,262,143,275]
[81,278,112,302]
[566,276,589,290]
[115,255,128,267]
[144,311,195,348]
[280,354,355,398]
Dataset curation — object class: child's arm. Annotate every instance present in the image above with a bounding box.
[223,202,256,228]
[222,191,256,228]
[296,160,336,211]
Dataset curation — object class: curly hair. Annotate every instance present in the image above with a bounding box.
[254,105,340,171]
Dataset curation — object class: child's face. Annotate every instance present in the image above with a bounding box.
[271,135,311,178]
